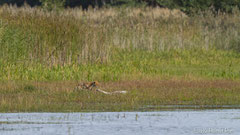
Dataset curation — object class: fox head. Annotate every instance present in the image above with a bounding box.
[91,81,99,87]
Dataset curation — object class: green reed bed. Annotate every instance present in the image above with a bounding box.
[0,6,240,112]
[0,6,240,81]
[0,49,240,81]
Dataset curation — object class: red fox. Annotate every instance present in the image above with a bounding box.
[76,81,99,90]
[75,81,127,95]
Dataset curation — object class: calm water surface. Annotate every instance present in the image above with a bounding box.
[0,109,240,135]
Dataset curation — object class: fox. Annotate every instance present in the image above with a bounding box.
[76,81,99,91]
[75,81,127,95]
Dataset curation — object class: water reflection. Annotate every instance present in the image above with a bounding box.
[0,109,240,135]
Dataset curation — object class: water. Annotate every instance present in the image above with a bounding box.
[0,109,240,135]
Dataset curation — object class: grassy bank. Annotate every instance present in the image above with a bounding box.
[0,6,240,112]
[1,80,240,112]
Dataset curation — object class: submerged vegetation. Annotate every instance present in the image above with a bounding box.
[0,5,240,112]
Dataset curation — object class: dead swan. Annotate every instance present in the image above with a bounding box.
[96,89,127,95]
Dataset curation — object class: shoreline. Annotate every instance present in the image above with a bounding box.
[1,79,240,112]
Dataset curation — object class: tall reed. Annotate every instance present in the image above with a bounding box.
[0,6,240,81]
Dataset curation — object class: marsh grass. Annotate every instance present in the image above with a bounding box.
[0,80,240,112]
[1,6,240,112]
[0,6,240,82]
[0,6,240,81]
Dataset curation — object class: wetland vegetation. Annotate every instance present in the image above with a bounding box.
[1,5,240,112]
